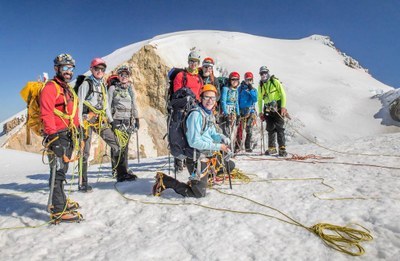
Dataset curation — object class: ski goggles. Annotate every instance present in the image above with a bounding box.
[61,65,75,72]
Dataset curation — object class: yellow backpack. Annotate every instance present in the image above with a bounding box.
[20,81,61,144]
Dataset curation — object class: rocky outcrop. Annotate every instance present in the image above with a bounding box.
[309,35,369,73]
[2,115,25,134]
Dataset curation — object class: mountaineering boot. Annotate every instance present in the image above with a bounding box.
[245,148,253,153]
[66,198,80,211]
[117,171,138,182]
[78,184,93,193]
[174,158,186,173]
[278,146,288,157]
[152,172,166,196]
[50,210,83,224]
[265,147,277,155]
[79,162,92,192]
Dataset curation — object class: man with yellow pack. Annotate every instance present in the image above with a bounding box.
[40,53,83,222]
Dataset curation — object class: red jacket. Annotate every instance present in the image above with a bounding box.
[40,77,79,135]
[173,70,203,101]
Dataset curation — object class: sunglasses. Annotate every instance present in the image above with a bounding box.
[260,71,269,76]
[188,59,199,64]
[203,65,213,69]
[119,73,129,78]
[202,96,217,101]
[61,65,74,72]
[245,78,253,82]
[230,78,239,82]
[93,66,106,72]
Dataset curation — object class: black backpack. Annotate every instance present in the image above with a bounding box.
[73,75,93,100]
[167,68,185,101]
[167,87,203,159]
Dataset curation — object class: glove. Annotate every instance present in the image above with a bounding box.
[134,118,140,130]
[222,136,231,145]
[259,114,265,122]
[247,84,253,90]
[235,119,240,126]
[47,134,64,157]
[280,107,288,117]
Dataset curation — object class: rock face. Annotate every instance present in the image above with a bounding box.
[3,44,170,163]
[2,115,25,134]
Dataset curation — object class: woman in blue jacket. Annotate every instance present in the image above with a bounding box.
[236,72,258,152]
[219,72,240,138]
[153,84,233,198]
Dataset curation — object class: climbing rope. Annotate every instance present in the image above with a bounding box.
[273,111,400,158]
[244,154,400,170]
[113,178,373,256]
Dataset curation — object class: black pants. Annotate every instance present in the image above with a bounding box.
[111,119,132,179]
[48,131,74,213]
[163,161,209,198]
[265,111,286,148]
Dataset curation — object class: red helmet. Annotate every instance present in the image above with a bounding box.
[90,58,107,68]
[244,72,253,79]
[229,71,240,79]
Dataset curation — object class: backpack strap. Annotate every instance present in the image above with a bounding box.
[183,71,187,87]
[84,78,94,100]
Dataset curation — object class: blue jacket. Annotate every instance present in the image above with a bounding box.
[186,106,225,154]
[220,86,240,115]
[237,81,258,114]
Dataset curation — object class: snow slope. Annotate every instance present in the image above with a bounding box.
[0,132,399,260]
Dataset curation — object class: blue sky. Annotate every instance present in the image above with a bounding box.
[1,0,399,122]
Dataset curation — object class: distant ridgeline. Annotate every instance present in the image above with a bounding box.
[309,35,369,73]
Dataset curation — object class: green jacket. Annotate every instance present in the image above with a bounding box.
[257,77,286,112]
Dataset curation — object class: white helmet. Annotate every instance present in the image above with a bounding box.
[188,50,200,62]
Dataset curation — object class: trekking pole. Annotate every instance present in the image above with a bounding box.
[168,152,171,176]
[78,127,84,188]
[260,120,265,155]
[47,157,57,213]
[136,128,140,164]
[224,151,233,189]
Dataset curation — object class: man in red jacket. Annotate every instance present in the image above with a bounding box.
[173,50,204,101]
[40,53,82,223]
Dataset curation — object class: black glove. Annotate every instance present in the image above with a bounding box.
[134,118,140,130]
[247,83,253,90]
[47,134,64,157]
